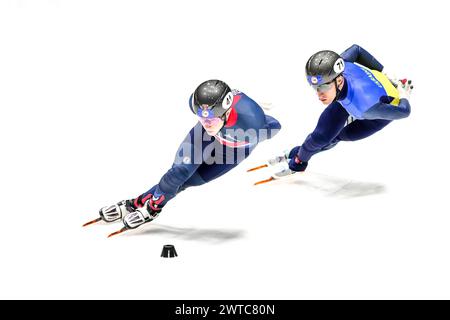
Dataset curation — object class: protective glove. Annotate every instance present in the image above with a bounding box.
[397,79,414,100]
[288,146,308,172]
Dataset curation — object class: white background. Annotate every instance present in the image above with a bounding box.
[0,0,449,299]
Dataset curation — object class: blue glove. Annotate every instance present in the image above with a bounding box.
[288,146,300,159]
[288,146,308,172]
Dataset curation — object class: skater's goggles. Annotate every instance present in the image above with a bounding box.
[307,75,336,93]
[196,108,224,126]
[311,80,335,93]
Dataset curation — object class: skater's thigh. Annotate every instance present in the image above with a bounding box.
[338,119,391,141]
[195,162,240,183]
[183,144,252,186]
[179,162,238,190]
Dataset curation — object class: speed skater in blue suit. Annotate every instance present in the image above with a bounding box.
[85,79,281,234]
[288,44,413,172]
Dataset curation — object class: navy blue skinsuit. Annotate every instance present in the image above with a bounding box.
[138,90,281,206]
[297,44,411,162]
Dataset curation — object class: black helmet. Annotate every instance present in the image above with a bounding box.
[191,80,233,118]
[305,50,345,87]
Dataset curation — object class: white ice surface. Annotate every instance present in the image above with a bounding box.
[0,0,449,299]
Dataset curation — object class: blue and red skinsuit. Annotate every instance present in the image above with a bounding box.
[136,91,281,208]
[296,44,411,162]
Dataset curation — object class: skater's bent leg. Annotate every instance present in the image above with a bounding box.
[186,141,253,185]
[137,122,214,206]
[177,171,206,192]
[337,119,391,141]
[362,100,411,120]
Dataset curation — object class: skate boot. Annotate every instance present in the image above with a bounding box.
[99,200,136,223]
[83,198,139,227]
[123,195,165,229]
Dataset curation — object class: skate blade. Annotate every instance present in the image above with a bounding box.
[107,227,128,238]
[247,164,268,172]
[253,168,296,186]
[248,154,288,173]
[254,177,275,186]
[82,217,102,227]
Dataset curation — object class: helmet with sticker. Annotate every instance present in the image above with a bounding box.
[190,80,233,118]
[305,50,345,88]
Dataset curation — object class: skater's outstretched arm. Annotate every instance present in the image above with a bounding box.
[295,102,349,162]
[341,44,384,72]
